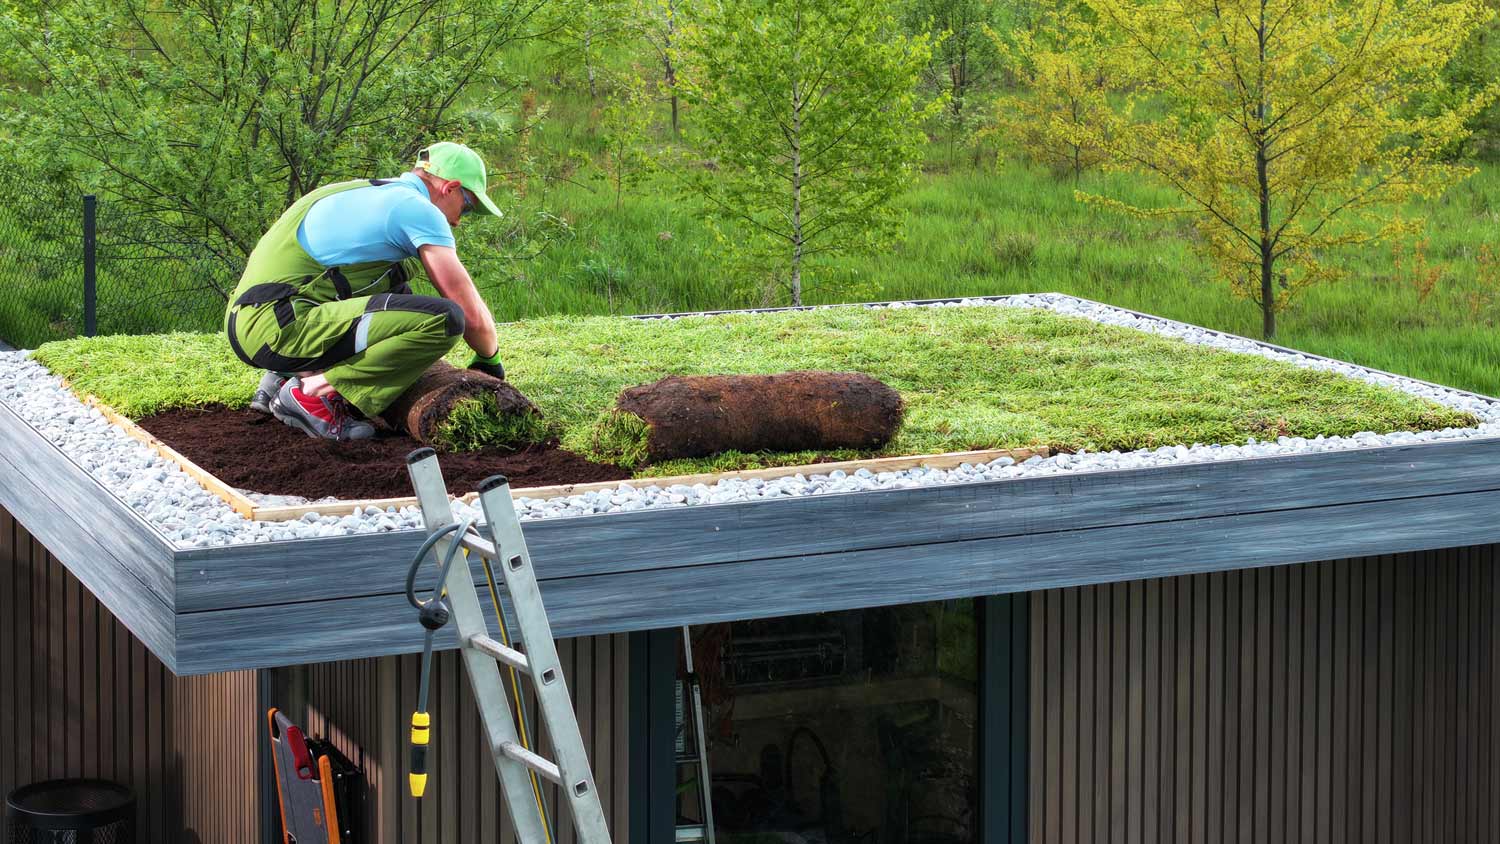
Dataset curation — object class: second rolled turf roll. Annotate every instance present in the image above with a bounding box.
[613,371,904,462]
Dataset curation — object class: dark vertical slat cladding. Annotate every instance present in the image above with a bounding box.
[1092,585,1110,844]
[80,570,98,779]
[285,634,633,843]
[1283,565,1304,844]
[1161,578,1184,844]
[1043,588,1062,844]
[1205,571,1225,844]
[32,536,49,785]
[1189,574,1207,844]
[1233,571,1253,844]
[1109,583,1128,844]
[1029,589,1046,844]
[0,507,259,843]
[1059,587,1078,844]
[1,510,16,791]
[1299,561,1319,844]
[1075,585,1094,844]
[1141,579,1159,844]
[1029,545,1500,844]
[1126,582,1145,844]
[65,572,81,776]
[1315,561,1335,844]
[1338,560,1362,844]
[1266,567,1286,844]
[1376,556,1394,844]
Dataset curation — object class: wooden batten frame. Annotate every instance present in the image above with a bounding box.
[246,446,1053,522]
[75,383,1050,522]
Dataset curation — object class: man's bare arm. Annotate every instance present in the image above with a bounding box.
[418,244,498,358]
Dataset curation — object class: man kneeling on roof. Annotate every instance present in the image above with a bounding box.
[224,142,508,441]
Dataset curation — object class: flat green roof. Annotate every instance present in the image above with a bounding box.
[34,304,1474,476]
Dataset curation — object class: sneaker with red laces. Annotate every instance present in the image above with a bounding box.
[270,378,376,441]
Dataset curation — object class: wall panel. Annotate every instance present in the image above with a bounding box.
[0,507,260,843]
[1029,545,1500,844]
[297,633,633,843]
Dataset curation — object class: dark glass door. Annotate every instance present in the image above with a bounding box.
[676,600,979,844]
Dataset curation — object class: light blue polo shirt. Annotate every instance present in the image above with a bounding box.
[296,173,456,267]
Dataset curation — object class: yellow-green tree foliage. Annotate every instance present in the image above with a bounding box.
[988,7,1115,180]
[1066,0,1498,338]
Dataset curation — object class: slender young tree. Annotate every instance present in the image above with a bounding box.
[903,0,1004,128]
[1067,0,1497,338]
[676,0,939,306]
[597,70,657,208]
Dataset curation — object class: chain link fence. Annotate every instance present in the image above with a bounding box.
[0,190,242,349]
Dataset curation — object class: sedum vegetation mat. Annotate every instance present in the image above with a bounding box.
[33,305,1476,478]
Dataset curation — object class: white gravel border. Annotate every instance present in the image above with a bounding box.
[1,293,1496,549]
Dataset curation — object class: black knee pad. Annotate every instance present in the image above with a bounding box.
[367,293,466,337]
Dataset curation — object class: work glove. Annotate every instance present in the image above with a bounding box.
[468,347,506,381]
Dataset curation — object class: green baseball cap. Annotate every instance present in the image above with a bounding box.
[416,141,504,217]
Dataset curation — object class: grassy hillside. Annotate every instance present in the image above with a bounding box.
[35,304,1474,476]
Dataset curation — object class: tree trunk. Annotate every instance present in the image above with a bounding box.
[666,0,679,138]
[1255,13,1275,340]
[791,80,804,307]
[585,30,598,99]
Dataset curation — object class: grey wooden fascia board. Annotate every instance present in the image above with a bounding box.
[0,398,176,601]
[170,487,1500,674]
[171,435,1500,614]
[0,449,177,668]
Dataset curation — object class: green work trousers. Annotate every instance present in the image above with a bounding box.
[229,292,465,416]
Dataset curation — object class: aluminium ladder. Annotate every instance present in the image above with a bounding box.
[674,627,717,844]
[405,448,612,844]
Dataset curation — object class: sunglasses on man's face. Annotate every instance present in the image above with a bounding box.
[460,189,477,216]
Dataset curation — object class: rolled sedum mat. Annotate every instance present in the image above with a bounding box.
[382,360,540,447]
[614,371,904,462]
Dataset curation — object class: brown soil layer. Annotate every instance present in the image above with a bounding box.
[382,360,540,445]
[136,406,629,500]
[619,370,904,461]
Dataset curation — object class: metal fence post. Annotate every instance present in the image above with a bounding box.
[83,194,97,337]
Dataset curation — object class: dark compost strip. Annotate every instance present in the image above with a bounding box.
[136,406,629,500]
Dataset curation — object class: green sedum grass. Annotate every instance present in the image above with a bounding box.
[34,305,1476,475]
[431,396,550,452]
[33,332,259,417]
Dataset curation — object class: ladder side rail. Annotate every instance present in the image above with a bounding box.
[407,453,553,844]
[682,628,717,844]
[477,477,613,842]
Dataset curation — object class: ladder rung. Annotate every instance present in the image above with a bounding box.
[468,634,530,673]
[459,532,497,558]
[500,741,563,785]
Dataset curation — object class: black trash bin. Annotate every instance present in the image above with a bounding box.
[6,779,135,844]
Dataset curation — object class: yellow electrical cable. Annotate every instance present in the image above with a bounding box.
[471,548,555,844]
